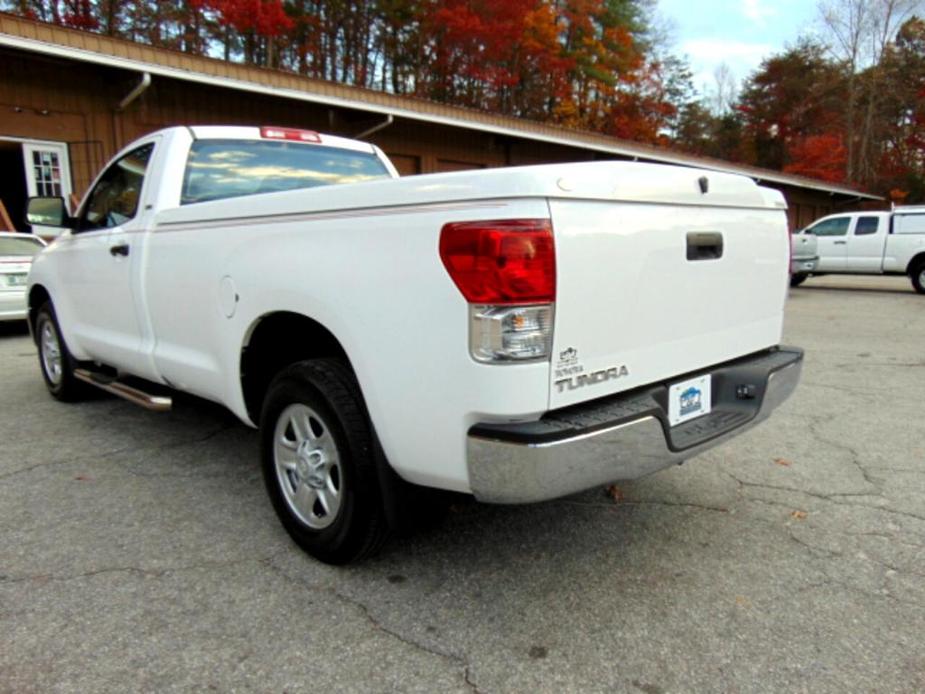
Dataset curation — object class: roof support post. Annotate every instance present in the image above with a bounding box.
[112,71,151,154]
[116,72,151,111]
[354,114,393,140]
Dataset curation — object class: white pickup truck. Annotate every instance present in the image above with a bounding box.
[25,126,802,563]
[791,208,925,293]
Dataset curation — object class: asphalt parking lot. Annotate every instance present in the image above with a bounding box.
[1,274,923,693]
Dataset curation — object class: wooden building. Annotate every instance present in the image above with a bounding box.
[0,12,881,232]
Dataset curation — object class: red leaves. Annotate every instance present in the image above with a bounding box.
[784,134,848,183]
[416,0,665,141]
[61,0,99,30]
[209,0,293,37]
[12,0,676,146]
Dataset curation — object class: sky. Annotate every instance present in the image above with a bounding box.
[657,0,819,96]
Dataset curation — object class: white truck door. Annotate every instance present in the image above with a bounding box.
[57,141,156,370]
[844,215,887,272]
[808,216,851,271]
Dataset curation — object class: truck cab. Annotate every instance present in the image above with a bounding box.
[804,212,889,273]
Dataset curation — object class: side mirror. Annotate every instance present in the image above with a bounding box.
[26,196,73,229]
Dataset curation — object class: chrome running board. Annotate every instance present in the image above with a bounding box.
[74,368,172,412]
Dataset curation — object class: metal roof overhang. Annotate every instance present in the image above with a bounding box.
[0,29,882,201]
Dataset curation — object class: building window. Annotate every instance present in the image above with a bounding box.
[32,150,62,197]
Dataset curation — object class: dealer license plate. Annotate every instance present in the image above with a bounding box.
[6,274,27,287]
[668,374,712,427]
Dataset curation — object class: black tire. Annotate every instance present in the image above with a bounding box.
[790,273,808,287]
[259,359,389,564]
[910,263,925,295]
[34,302,88,402]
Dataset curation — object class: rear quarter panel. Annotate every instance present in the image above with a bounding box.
[145,198,552,492]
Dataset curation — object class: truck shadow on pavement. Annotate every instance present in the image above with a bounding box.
[793,283,914,296]
[111,387,666,571]
[31,378,713,624]
[0,321,30,338]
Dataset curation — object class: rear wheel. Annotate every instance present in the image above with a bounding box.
[35,302,87,402]
[260,359,389,564]
[790,273,808,287]
[911,263,925,295]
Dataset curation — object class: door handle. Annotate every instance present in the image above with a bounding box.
[833,241,847,245]
[686,232,724,260]
[109,243,130,257]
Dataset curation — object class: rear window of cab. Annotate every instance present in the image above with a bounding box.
[181,139,391,205]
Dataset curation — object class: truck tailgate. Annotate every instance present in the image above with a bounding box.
[548,191,788,409]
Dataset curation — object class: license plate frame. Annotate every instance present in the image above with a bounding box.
[668,374,712,427]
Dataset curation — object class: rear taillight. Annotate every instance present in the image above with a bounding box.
[260,126,322,143]
[440,219,556,362]
[439,219,555,304]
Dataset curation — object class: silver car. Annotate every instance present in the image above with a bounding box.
[0,232,46,321]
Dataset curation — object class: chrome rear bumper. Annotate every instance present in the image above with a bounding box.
[467,348,802,504]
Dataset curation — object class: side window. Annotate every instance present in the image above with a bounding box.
[808,217,850,237]
[854,217,880,235]
[78,143,154,232]
[895,214,925,234]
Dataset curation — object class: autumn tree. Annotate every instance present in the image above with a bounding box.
[817,0,923,183]
[875,16,925,199]
[737,41,847,173]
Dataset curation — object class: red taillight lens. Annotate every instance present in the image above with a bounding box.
[439,219,555,304]
[260,126,322,143]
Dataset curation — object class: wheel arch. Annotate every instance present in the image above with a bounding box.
[239,311,353,425]
[27,284,51,340]
[906,251,925,275]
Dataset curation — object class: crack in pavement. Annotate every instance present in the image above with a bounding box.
[844,531,925,550]
[0,425,238,482]
[726,471,925,525]
[833,361,925,369]
[0,554,280,584]
[555,498,730,513]
[786,528,842,559]
[799,572,925,611]
[801,380,895,396]
[805,414,882,491]
[264,558,482,693]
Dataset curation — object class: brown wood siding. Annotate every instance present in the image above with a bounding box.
[779,185,843,230]
[0,39,874,221]
[386,154,420,176]
[0,11,882,202]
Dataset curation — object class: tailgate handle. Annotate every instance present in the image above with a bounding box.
[686,232,723,261]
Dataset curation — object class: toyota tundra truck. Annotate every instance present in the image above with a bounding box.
[25,126,803,564]
[790,208,925,292]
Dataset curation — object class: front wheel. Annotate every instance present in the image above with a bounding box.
[911,263,925,295]
[35,302,87,402]
[790,273,808,287]
[259,359,389,564]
